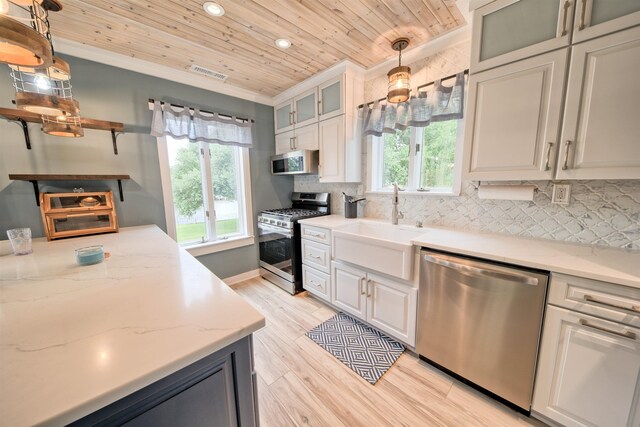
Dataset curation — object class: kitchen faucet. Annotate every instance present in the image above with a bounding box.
[392,182,404,225]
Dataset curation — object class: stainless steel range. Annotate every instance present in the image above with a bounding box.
[258,192,330,294]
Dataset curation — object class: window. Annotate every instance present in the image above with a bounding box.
[369,120,463,194]
[158,136,253,255]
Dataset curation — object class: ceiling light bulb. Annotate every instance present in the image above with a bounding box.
[275,39,291,49]
[35,74,51,90]
[0,0,9,15]
[203,2,225,17]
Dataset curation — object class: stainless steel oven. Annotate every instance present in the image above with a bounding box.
[257,192,329,294]
[258,222,296,285]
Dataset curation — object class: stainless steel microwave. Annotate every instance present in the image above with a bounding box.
[271,150,318,175]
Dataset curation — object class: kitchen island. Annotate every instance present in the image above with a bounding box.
[0,225,265,426]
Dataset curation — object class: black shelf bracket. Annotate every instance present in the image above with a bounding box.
[20,119,31,150]
[30,180,40,206]
[117,179,124,202]
[111,129,125,155]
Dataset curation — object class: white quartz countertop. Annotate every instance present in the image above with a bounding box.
[300,215,640,289]
[0,225,265,426]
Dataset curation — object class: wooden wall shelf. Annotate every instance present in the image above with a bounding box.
[8,174,131,206]
[0,108,125,154]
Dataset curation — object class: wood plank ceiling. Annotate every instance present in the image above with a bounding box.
[48,1,466,97]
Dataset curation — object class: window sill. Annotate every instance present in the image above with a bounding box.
[366,189,460,197]
[184,235,255,257]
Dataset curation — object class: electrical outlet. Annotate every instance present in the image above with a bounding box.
[552,184,571,205]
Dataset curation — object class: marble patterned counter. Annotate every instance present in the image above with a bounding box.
[0,225,265,426]
[300,215,640,289]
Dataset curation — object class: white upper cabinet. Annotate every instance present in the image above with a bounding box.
[556,26,640,180]
[318,76,344,120]
[464,49,569,181]
[471,0,573,72]
[274,89,318,135]
[274,100,294,134]
[572,0,640,43]
[319,115,361,183]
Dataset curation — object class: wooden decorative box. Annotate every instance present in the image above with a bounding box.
[39,191,119,241]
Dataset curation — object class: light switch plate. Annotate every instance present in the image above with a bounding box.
[552,184,571,205]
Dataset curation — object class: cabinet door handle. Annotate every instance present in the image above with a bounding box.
[288,111,293,125]
[309,254,322,260]
[360,277,366,295]
[545,142,554,171]
[562,140,572,170]
[579,319,636,340]
[293,136,297,150]
[561,0,570,36]
[293,110,297,124]
[578,0,587,30]
[584,295,640,314]
[307,231,324,237]
[318,99,322,116]
[366,279,372,297]
[289,137,294,150]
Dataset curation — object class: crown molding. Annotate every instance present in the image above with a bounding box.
[53,38,275,106]
[272,59,366,106]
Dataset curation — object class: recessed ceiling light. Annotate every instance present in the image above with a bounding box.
[275,38,292,49]
[203,2,225,17]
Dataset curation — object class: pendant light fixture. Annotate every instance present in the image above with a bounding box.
[387,38,411,103]
[42,112,83,137]
[0,0,55,67]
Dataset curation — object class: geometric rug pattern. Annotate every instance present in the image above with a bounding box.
[306,312,405,385]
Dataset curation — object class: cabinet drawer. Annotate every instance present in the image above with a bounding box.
[549,273,640,327]
[301,224,331,245]
[302,265,330,302]
[301,240,330,273]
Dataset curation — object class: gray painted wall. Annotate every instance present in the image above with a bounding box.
[0,55,293,278]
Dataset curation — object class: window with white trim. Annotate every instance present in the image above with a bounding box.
[369,119,464,194]
[157,136,253,253]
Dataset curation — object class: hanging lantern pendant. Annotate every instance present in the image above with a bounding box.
[387,38,411,104]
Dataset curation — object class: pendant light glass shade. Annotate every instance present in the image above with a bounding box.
[387,66,411,103]
[387,38,411,104]
[0,0,53,67]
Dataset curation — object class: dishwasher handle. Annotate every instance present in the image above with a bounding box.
[422,253,539,286]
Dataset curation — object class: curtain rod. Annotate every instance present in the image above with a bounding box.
[357,69,469,110]
[148,99,254,123]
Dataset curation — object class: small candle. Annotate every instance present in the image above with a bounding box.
[75,245,105,266]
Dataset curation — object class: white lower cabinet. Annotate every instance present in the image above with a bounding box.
[533,305,640,427]
[332,262,417,346]
[302,264,330,302]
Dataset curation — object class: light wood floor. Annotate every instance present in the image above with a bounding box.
[234,277,546,427]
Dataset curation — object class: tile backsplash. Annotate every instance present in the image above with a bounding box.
[295,176,640,249]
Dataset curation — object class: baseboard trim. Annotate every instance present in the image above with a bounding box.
[223,269,260,287]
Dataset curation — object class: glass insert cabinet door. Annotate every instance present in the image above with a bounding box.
[472,0,572,72]
[319,76,344,120]
[293,88,318,128]
[573,0,640,43]
[274,100,294,134]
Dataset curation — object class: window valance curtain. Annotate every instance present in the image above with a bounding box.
[361,72,466,137]
[150,100,254,148]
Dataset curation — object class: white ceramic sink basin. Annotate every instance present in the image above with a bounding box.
[332,221,425,280]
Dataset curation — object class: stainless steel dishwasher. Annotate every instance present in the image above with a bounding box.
[417,249,549,413]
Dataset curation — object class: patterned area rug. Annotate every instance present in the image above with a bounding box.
[306,312,405,384]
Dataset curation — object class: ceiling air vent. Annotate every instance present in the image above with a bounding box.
[189,64,228,81]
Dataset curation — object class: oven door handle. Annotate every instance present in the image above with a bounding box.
[258,222,292,237]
